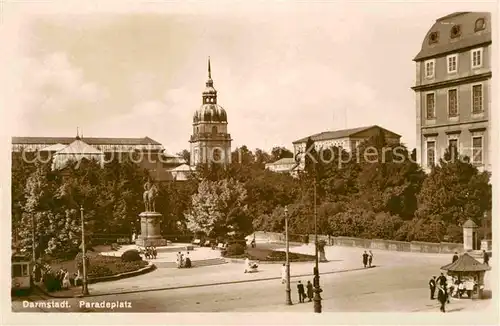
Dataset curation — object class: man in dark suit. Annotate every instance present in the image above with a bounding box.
[362,251,369,268]
[428,276,436,299]
[437,284,448,312]
[483,250,489,265]
[452,252,459,263]
[297,281,306,303]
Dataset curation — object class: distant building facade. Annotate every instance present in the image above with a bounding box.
[189,58,232,167]
[265,157,298,173]
[412,12,492,172]
[12,135,186,181]
[292,125,401,166]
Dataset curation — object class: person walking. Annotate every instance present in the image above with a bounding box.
[306,280,314,302]
[362,251,369,268]
[437,284,448,312]
[483,250,489,265]
[368,250,373,267]
[437,273,447,288]
[428,276,436,300]
[297,281,306,303]
[452,252,459,263]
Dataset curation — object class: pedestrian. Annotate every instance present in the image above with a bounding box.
[281,264,287,284]
[437,272,447,288]
[428,276,436,300]
[452,252,459,263]
[483,250,489,265]
[306,280,313,302]
[437,284,447,312]
[368,250,373,267]
[297,281,306,303]
[362,251,369,268]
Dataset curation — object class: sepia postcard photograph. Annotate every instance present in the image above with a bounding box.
[1,0,498,325]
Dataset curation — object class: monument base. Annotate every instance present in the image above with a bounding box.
[135,238,168,247]
[136,211,167,248]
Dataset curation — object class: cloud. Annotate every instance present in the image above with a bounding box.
[19,52,109,133]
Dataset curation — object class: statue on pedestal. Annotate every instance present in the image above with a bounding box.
[143,178,158,212]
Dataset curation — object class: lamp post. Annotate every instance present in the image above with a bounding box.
[284,205,292,305]
[80,205,89,295]
[312,163,322,313]
[31,214,36,262]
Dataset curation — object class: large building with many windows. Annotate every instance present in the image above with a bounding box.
[412,12,492,171]
[11,135,187,181]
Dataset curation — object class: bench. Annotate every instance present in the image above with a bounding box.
[186,245,194,251]
[217,243,226,250]
[192,239,201,245]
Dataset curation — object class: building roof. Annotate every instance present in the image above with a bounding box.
[266,157,297,165]
[414,12,491,61]
[12,136,162,146]
[170,164,193,172]
[40,143,66,152]
[440,253,491,272]
[55,139,104,155]
[462,219,478,228]
[292,125,401,144]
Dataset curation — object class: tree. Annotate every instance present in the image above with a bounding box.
[19,162,57,258]
[177,149,191,165]
[185,178,249,237]
[254,148,271,168]
[416,147,491,242]
[271,147,294,161]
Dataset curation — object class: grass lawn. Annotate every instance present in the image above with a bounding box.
[227,247,315,262]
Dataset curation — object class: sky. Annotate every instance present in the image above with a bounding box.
[3,1,496,155]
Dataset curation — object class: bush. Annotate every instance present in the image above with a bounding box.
[43,271,60,292]
[121,249,142,262]
[88,265,113,277]
[227,239,247,248]
[224,243,245,256]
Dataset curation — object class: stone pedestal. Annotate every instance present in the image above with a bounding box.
[135,212,168,247]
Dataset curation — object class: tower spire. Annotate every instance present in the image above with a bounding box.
[76,127,80,140]
[208,56,211,79]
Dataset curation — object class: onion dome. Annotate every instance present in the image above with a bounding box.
[193,57,228,123]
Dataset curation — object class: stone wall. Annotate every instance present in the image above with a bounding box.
[250,232,463,254]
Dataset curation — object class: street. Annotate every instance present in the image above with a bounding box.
[11,246,494,313]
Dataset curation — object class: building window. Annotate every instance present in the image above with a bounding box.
[426,93,436,119]
[448,89,458,117]
[447,54,458,73]
[471,48,483,68]
[448,138,458,151]
[425,60,435,78]
[472,84,483,113]
[450,25,461,38]
[428,31,439,44]
[212,126,217,134]
[426,141,436,167]
[472,136,483,164]
[475,18,486,32]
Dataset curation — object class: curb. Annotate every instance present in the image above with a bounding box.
[38,265,376,299]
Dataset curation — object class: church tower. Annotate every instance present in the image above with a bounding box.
[190,58,232,166]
